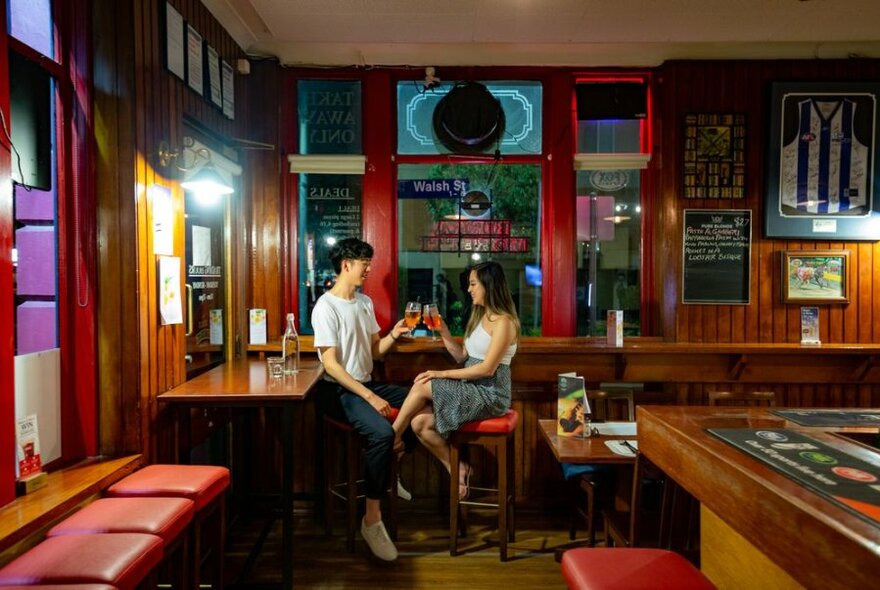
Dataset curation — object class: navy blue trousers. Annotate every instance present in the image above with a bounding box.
[317,380,417,499]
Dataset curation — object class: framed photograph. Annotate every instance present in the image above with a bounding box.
[781,250,849,304]
[765,82,880,240]
[683,113,746,199]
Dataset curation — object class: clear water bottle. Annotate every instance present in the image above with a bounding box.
[281,312,300,375]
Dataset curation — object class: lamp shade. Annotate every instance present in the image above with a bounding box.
[180,164,234,196]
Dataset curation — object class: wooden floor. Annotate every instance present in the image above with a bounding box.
[224,501,581,588]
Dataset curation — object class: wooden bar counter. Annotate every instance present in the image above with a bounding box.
[637,405,880,590]
[255,337,880,385]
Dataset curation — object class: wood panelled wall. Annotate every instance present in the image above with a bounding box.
[655,60,880,407]
[93,0,245,458]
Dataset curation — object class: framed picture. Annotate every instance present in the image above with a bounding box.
[781,250,849,304]
[765,82,880,240]
[683,113,746,199]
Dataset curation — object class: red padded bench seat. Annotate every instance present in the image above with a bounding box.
[0,534,162,590]
[561,548,715,590]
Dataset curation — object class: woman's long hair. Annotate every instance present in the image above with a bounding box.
[464,261,520,338]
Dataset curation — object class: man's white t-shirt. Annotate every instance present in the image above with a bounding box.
[311,291,379,383]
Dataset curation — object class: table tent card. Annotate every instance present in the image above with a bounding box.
[558,372,589,437]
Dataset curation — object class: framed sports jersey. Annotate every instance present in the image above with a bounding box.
[765,82,880,240]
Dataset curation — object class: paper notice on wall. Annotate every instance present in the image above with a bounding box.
[192,225,212,266]
[210,309,223,345]
[151,184,174,255]
[16,414,42,479]
[159,256,183,325]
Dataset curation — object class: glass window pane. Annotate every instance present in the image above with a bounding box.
[9,0,54,59]
[13,67,59,354]
[397,81,542,156]
[575,170,641,337]
[398,163,542,336]
[297,174,363,334]
[577,120,641,154]
[297,80,362,155]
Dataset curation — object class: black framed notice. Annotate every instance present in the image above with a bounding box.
[682,209,751,304]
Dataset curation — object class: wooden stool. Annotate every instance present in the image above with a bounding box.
[449,409,519,561]
[106,464,229,590]
[323,411,399,551]
[46,497,194,588]
[561,548,715,589]
[0,533,163,590]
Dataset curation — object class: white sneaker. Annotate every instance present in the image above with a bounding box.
[361,517,398,561]
[397,477,412,501]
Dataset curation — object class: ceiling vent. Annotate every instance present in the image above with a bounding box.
[433,82,505,154]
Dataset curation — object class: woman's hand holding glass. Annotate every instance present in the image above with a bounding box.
[422,303,441,341]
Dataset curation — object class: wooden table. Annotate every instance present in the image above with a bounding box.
[637,405,880,590]
[158,358,324,590]
[538,419,636,464]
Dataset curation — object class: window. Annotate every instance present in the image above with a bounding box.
[396,81,543,335]
[294,80,364,334]
[574,79,650,337]
[397,163,542,336]
[397,81,542,156]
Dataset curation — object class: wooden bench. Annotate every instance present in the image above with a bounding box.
[0,455,143,564]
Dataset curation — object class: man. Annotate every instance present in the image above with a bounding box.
[311,237,414,561]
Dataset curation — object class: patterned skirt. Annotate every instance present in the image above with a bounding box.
[431,357,512,438]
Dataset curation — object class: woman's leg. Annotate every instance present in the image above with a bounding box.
[412,411,471,497]
[391,381,433,443]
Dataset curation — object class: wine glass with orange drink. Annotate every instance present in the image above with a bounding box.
[404,301,422,338]
[422,303,441,341]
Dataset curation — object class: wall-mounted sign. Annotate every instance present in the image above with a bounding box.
[186,25,203,96]
[398,178,468,199]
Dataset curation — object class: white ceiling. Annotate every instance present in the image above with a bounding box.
[202,0,880,67]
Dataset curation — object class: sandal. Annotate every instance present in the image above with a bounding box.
[458,464,473,500]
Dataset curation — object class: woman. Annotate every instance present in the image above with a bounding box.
[392,261,519,498]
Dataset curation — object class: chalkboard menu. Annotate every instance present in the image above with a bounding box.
[682,209,751,304]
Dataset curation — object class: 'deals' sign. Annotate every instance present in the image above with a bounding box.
[398,179,468,199]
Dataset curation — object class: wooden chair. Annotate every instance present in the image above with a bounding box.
[707,390,776,406]
[567,388,635,547]
[602,453,664,548]
[587,388,636,422]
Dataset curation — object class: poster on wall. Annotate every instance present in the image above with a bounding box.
[164,2,185,80]
[207,45,223,109]
[186,24,204,96]
[221,60,235,120]
[158,256,183,325]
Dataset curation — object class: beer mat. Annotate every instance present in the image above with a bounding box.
[708,428,880,527]
[773,409,880,427]
[605,440,638,457]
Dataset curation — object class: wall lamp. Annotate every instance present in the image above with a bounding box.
[158,136,234,200]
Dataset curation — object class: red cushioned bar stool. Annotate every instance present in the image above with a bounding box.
[449,409,519,561]
[106,464,229,590]
[0,533,163,590]
[561,548,716,590]
[46,497,194,589]
[323,408,399,551]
